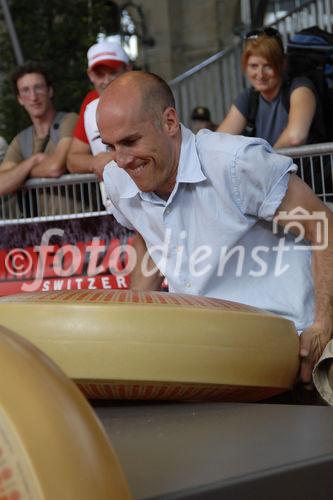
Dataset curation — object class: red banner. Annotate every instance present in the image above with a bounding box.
[0,216,133,296]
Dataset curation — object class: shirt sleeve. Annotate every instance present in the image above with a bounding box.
[234,88,252,119]
[289,76,317,98]
[44,112,79,155]
[73,108,89,143]
[230,139,297,220]
[59,112,78,139]
[73,90,99,144]
[1,135,22,165]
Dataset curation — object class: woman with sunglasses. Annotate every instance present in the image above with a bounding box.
[217,28,318,148]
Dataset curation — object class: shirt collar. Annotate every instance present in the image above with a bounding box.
[119,123,206,200]
[176,124,206,184]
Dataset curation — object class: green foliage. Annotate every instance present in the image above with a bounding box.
[0,0,121,141]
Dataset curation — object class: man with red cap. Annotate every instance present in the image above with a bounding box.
[67,40,130,178]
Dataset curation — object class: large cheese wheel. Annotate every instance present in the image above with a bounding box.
[0,290,300,402]
[0,325,131,500]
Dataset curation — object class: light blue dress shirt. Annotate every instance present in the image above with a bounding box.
[104,125,314,331]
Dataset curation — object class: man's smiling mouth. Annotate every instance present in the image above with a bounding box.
[129,163,146,176]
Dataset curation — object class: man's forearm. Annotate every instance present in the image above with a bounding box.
[311,215,333,327]
[0,154,45,195]
[30,138,71,178]
[30,159,66,178]
[298,212,333,383]
[0,161,33,195]
[67,152,94,173]
[130,232,164,291]
[67,151,113,178]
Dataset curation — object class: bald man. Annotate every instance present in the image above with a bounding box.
[97,71,333,385]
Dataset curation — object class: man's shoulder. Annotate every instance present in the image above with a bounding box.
[60,111,78,124]
[195,129,268,158]
[193,129,277,184]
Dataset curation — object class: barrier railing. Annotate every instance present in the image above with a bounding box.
[0,174,106,225]
[169,0,330,125]
[1,141,332,226]
[277,142,333,204]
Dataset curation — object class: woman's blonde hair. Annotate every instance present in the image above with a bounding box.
[241,33,285,75]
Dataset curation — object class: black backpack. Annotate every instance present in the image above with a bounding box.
[246,25,333,143]
[286,25,333,142]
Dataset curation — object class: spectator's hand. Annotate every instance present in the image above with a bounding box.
[299,320,332,383]
[91,152,114,180]
[30,152,47,168]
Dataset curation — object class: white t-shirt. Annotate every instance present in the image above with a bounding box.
[84,97,107,155]
[84,97,109,206]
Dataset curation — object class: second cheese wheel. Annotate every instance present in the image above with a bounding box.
[0,325,131,500]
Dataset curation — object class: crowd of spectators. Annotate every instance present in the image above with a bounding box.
[0,40,130,200]
[0,28,324,200]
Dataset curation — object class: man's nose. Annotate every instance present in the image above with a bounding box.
[28,88,39,99]
[115,150,133,169]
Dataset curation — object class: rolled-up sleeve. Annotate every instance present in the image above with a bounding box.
[230,139,297,220]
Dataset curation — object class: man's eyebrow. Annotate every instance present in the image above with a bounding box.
[119,133,140,143]
[100,133,141,147]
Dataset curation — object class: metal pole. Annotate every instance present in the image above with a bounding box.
[0,0,24,64]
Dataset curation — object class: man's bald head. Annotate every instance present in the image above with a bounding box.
[97,71,181,199]
[99,71,176,127]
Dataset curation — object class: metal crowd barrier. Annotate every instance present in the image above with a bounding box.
[0,142,333,226]
[0,174,107,225]
[0,141,332,225]
[277,142,333,204]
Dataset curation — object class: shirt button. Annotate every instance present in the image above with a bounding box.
[186,282,192,288]
[165,207,171,215]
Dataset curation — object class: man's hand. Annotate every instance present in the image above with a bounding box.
[274,174,333,385]
[29,152,47,167]
[30,137,72,178]
[300,320,333,383]
[0,152,47,196]
[91,152,114,179]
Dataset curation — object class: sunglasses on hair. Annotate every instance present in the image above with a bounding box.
[244,27,284,51]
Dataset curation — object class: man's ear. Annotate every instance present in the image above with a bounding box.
[17,95,24,107]
[48,86,54,99]
[87,68,95,85]
[162,107,179,136]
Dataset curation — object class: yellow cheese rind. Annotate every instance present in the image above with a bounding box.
[0,325,131,500]
[0,290,300,401]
